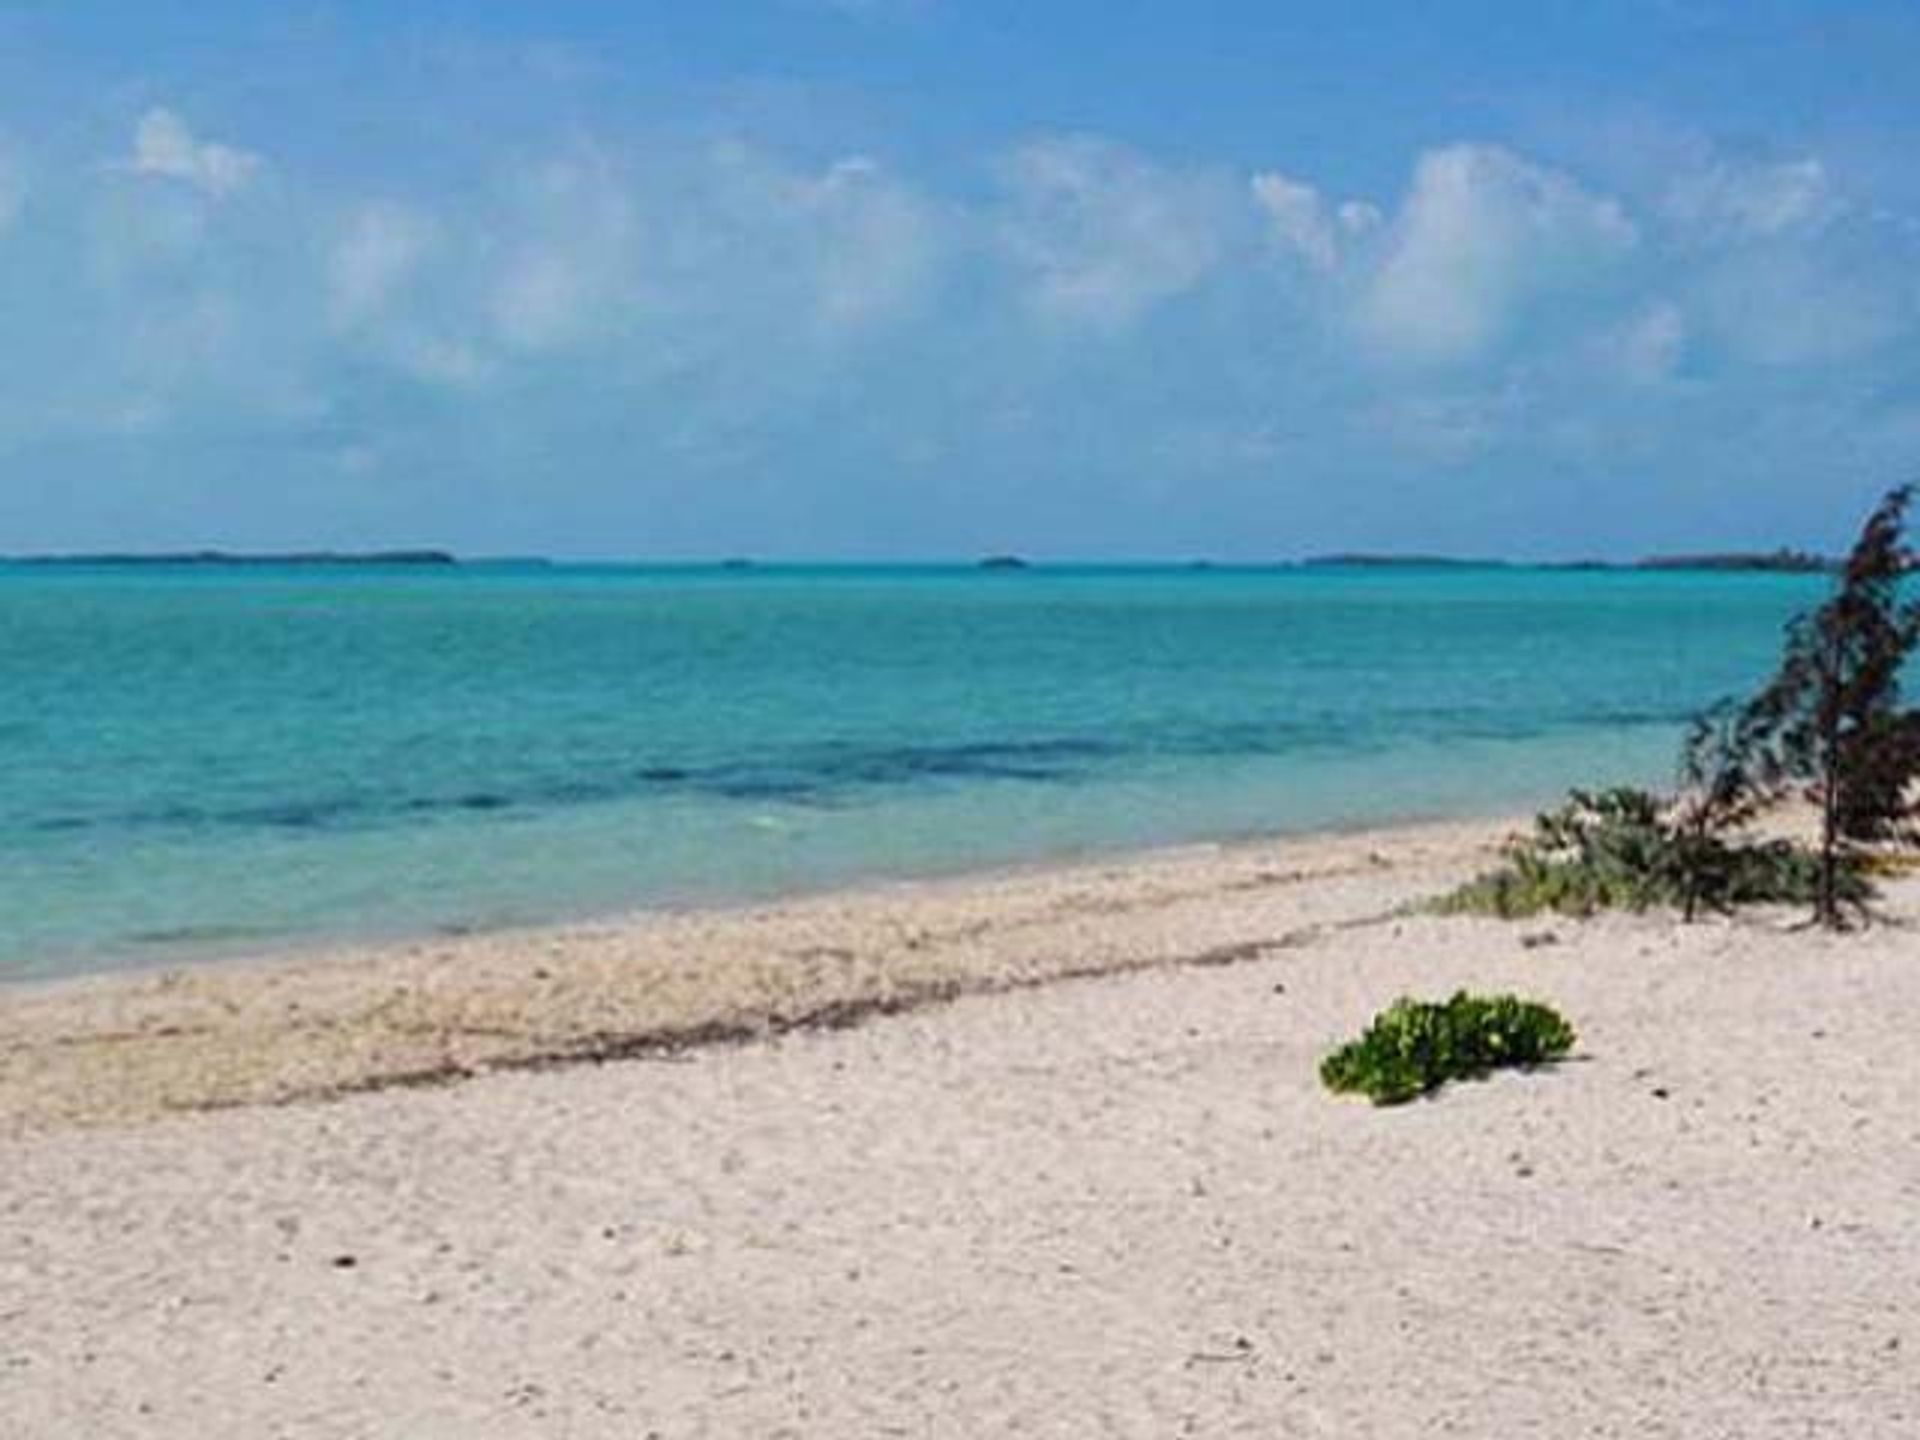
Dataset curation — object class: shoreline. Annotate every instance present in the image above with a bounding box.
[7,794,1540,990]
[0,813,1515,1134]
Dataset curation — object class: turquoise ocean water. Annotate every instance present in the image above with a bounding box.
[0,562,1824,981]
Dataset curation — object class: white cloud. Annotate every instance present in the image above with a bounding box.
[1338,200,1383,235]
[1250,171,1340,270]
[996,136,1236,329]
[493,249,596,351]
[1633,140,1910,366]
[128,108,261,198]
[1250,172,1380,272]
[488,152,641,352]
[1664,155,1836,241]
[320,143,942,396]
[1360,144,1637,363]
[785,155,942,329]
[703,149,945,332]
[322,202,492,388]
[1602,300,1688,384]
[16,105,1918,554]
[319,156,644,382]
[328,203,434,327]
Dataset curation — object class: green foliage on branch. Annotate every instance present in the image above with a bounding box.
[1729,483,1920,927]
[1320,991,1576,1105]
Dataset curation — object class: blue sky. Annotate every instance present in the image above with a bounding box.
[2,2,1919,558]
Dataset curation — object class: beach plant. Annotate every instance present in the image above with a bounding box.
[1723,483,1920,928]
[1320,991,1576,1105]
[1661,706,1873,917]
[1670,702,1771,921]
[1433,786,1859,920]
[1436,787,1693,918]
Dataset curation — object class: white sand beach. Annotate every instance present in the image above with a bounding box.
[4,819,1918,1436]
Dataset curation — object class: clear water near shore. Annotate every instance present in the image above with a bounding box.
[0,562,1825,979]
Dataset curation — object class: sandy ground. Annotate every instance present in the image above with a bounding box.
[0,819,1501,1135]
[4,821,1918,1436]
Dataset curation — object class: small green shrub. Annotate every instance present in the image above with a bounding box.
[1320,991,1577,1105]
[1433,787,1868,920]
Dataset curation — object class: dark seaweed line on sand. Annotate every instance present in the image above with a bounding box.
[180,914,1400,1117]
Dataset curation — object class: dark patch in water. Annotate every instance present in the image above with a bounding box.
[129,921,286,945]
[230,799,364,830]
[16,710,1688,844]
[674,737,1122,803]
[808,737,1118,786]
[702,774,837,806]
[540,778,625,804]
[24,734,1119,837]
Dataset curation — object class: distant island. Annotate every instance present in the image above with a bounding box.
[10,550,460,567]
[1302,549,1840,575]
[1303,554,1509,570]
[1632,549,1833,574]
[978,555,1030,571]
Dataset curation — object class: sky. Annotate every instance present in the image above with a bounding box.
[2,2,1919,560]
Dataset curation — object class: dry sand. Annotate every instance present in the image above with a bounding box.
[0,819,1501,1135]
[3,819,1918,1436]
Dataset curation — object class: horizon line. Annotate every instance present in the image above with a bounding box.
[0,547,1843,574]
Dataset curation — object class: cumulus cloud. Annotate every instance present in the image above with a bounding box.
[1338,200,1384,234]
[488,152,641,352]
[1250,171,1378,270]
[12,104,1920,556]
[127,108,261,198]
[1664,155,1836,241]
[1250,171,1339,270]
[1631,142,1914,366]
[706,148,945,332]
[786,156,942,329]
[1359,144,1637,363]
[1601,300,1688,384]
[995,136,1238,329]
[323,155,646,382]
[316,141,946,401]
[329,203,435,328]
[323,203,493,387]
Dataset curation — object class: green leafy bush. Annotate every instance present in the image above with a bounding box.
[1433,787,1866,920]
[1320,991,1577,1105]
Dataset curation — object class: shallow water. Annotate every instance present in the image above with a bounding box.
[0,562,1821,978]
